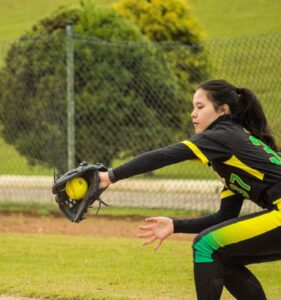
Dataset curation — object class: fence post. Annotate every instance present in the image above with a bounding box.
[66,23,75,170]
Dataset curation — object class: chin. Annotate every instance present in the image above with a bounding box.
[194,128,203,134]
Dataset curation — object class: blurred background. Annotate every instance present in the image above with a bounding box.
[0,0,281,213]
[1,2,281,300]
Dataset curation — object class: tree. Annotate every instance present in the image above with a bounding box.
[0,1,189,172]
[115,0,209,88]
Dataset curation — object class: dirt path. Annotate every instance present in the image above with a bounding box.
[0,212,143,238]
[0,212,194,241]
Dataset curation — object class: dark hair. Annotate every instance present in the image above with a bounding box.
[197,79,278,151]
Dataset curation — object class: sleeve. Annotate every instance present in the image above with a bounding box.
[185,128,233,163]
[173,189,244,234]
[110,128,232,182]
[111,142,198,182]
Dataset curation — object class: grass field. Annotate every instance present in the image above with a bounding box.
[190,0,281,39]
[0,201,205,218]
[0,204,280,299]
[0,232,281,299]
[0,137,52,176]
[0,233,194,300]
[0,0,280,42]
[0,0,117,41]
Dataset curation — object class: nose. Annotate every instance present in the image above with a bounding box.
[191,109,197,119]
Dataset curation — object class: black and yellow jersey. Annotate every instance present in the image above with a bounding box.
[187,115,281,208]
[111,115,281,233]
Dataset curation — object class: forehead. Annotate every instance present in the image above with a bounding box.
[193,88,211,104]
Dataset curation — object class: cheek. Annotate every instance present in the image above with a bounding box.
[200,111,219,130]
[205,109,220,121]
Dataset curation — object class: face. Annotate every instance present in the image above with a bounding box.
[191,88,227,134]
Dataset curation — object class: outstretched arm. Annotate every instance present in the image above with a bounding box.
[98,142,196,188]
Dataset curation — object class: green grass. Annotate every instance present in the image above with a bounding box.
[189,0,281,39]
[203,32,281,143]
[0,201,58,216]
[0,0,280,42]
[0,136,52,175]
[0,201,207,219]
[0,0,117,42]
[0,233,194,300]
[0,232,281,299]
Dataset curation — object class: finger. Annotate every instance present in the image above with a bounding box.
[136,232,153,239]
[153,240,163,251]
[138,224,154,231]
[142,236,157,246]
[145,217,159,223]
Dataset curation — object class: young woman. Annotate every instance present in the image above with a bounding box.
[99,79,281,300]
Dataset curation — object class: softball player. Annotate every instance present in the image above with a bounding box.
[99,79,281,299]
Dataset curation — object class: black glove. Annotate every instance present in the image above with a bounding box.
[52,161,109,223]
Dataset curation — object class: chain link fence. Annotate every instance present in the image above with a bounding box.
[0,31,281,213]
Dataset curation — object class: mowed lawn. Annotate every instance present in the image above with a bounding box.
[0,136,52,175]
[190,0,281,39]
[0,0,280,42]
[0,232,281,299]
[0,233,195,300]
[0,0,116,41]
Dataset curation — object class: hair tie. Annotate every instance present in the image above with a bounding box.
[236,87,242,97]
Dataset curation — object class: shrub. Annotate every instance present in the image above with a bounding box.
[115,0,209,88]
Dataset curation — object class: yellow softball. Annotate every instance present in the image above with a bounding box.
[65,177,88,200]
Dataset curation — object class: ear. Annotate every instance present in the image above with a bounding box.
[219,104,230,115]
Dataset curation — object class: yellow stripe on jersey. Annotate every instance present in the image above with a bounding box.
[273,198,281,210]
[273,198,281,204]
[221,189,235,199]
[181,140,209,164]
[223,155,264,180]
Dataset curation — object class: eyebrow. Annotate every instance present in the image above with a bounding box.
[193,101,204,106]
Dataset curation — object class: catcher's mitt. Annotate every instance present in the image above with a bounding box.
[52,161,109,223]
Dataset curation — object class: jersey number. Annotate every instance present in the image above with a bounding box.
[249,135,281,165]
[230,173,250,199]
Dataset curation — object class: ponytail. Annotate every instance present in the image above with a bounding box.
[198,80,278,152]
[237,88,278,152]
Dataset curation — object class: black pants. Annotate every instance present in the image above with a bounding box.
[192,206,281,299]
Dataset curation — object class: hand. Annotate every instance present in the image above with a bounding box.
[137,217,174,251]
[99,171,112,189]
